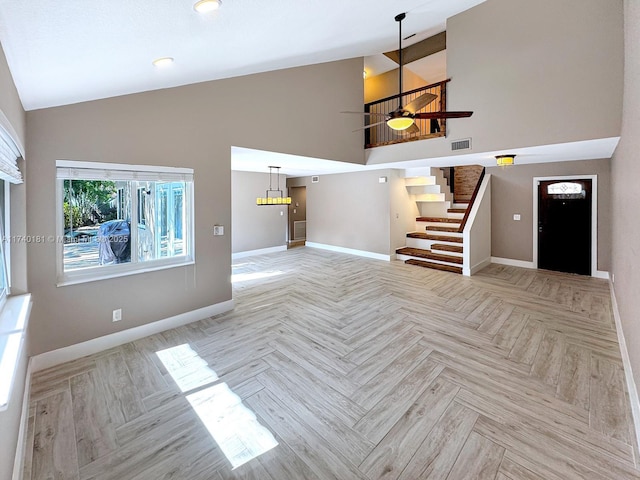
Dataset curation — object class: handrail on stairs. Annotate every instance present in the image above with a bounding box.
[457,168,486,233]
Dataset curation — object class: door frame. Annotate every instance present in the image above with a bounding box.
[532,174,602,278]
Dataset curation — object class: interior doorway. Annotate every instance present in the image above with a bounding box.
[534,177,595,276]
[288,186,306,247]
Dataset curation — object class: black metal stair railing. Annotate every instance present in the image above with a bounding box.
[364,79,449,149]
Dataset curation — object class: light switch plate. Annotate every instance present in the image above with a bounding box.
[513,214,521,221]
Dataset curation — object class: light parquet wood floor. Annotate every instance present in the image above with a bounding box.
[25,247,640,479]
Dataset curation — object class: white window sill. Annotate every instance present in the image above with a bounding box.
[57,257,195,287]
[0,293,32,412]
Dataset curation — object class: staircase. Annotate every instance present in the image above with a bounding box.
[397,169,468,274]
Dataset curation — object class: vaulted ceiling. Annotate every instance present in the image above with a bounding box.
[0,0,486,110]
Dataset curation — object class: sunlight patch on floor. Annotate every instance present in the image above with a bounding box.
[156,344,278,469]
[156,343,218,393]
[187,382,278,469]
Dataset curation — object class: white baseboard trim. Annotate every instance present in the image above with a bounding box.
[306,242,391,262]
[464,257,492,276]
[609,282,640,452]
[12,358,32,480]
[491,257,536,269]
[232,245,287,259]
[491,257,610,280]
[31,300,234,372]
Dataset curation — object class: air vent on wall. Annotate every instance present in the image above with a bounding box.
[311,176,319,183]
[451,138,471,151]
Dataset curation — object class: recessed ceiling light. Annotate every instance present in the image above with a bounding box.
[152,57,174,67]
[194,0,221,13]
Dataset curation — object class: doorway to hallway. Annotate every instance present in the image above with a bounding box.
[288,186,306,248]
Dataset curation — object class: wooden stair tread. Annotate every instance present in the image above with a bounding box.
[406,232,463,244]
[431,243,463,253]
[426,225,460,233]
[405,259,462,274]
[396,247,463,264]
[416,217,461,224]
[447,208,467,214]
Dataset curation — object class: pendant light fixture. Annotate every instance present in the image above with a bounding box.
[387,13,413,131]
[256,166,292,206]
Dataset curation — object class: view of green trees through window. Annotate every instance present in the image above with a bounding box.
[63,180,118,229]
[61,177,189,274]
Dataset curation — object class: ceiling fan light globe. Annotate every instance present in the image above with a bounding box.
[387,117,414,131]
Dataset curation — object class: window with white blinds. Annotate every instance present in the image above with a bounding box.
[0,123,20,412]
[56,160,194,286]
[0,126,22,184]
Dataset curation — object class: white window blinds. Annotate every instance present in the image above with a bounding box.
[0,127,22,184]
[56,160,193,182]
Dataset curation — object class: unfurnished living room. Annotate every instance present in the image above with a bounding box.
[0,0,639,479]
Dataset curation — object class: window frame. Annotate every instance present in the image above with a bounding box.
[0,179,10,307]
[55,161,195,287]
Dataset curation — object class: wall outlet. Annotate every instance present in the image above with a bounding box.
[112,308,122,322]
[213,225,224,236]
[513,214,521,221]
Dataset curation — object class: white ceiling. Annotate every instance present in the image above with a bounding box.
[2,0,615,176]
[0,0,486,111]
[232,138,620,177]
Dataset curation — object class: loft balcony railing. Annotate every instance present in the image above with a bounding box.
[364,79,449,149]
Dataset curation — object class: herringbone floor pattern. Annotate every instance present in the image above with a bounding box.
[25,247,640,479]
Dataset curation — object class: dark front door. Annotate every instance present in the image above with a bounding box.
[538,179,592,275]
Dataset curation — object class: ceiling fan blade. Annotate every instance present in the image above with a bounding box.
[414,111,474,119]
[341,111,389,118]
[401,123,421,134]
[404,93,438,114]
[352,121,387,132]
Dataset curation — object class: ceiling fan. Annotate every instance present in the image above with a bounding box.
[343,12,473,135]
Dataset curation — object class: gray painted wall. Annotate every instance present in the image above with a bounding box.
[301,169,392,256]
[367,0,624,165]
[25,58,365,355]
[487,159,611,271]
[612,0,640,404]
[232,171,287,253]
[0,42,28,480]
